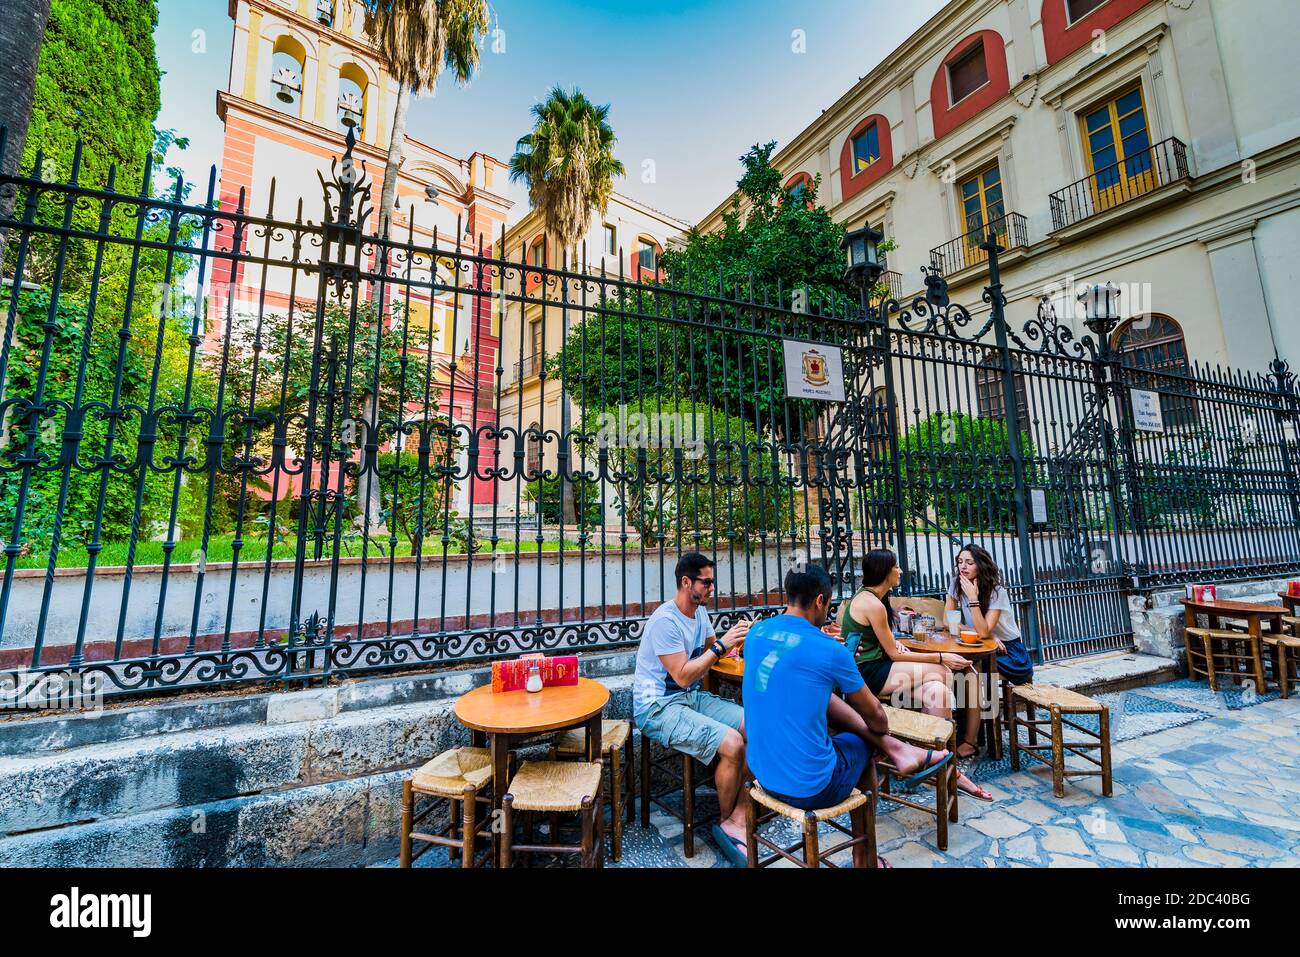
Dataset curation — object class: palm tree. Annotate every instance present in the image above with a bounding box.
[0,0,52,266]
[510,88,624,524]
[509,87,626,259]
[362,0,491,233]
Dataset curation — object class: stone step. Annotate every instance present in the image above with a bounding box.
[0,667,633,839]
[1035,650,1179,697]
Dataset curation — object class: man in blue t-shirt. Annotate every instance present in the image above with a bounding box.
[743,565,950,847]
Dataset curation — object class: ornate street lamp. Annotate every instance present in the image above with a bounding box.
[841,224,884,288]
[1077,282,1123,339]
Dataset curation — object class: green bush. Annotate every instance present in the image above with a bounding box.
[524,475,603,528]
[581,395,790,548]
[376,448,465,550]
[898,412,1034,534]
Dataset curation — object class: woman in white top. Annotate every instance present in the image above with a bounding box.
[945,543,1034,759]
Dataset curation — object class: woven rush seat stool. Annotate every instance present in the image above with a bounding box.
[501,760,605,868]
[876,705,958,851]
[1264,628,1300,699]
[400,747,496,868]
[551,719,634,861]
[1185,626,1268,692]
[742,781,875,868]
[638,730,714,858]
[1009,684,1112,799]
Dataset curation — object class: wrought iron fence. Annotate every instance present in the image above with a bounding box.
[0,130,1296,697]
[1049,137,1190,231]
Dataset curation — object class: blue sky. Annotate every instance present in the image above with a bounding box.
[155,0,948,224]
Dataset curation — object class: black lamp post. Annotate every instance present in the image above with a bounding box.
[842,224,884,290]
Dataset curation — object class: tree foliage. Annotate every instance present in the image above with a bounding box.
[899,412,1034,534]
[579,394,790,549]
[509,87,626,253]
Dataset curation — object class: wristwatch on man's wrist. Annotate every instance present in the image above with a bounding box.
[711,639,727,658]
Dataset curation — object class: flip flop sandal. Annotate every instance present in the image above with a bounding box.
[894,749,953,795]
[711,823,749,867]
[957,781,995,802]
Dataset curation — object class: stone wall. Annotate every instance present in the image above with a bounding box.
[0,652,634,867]
[1128,575,1297,665]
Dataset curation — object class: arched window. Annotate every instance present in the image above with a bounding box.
[635,236,663,279]
[930,31,1010,139]
[839,114,894,202]
[337,63,368,135]
[1042,0,1158,65]
[525,422,542,477]
[785,172,815,207]
[1113,314,1196,427]
[270,36,307,117]
[975,358,1029,424]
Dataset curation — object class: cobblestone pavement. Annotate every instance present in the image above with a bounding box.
[390,678,1300,868]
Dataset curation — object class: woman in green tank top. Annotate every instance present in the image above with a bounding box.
[841,548,993,801]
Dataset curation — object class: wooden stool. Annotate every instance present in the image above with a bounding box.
[552,719,634,861]
[1264,629,1300,699]
[743,781,875,868]
[1182,626,1224,685]
[500,760,605,868]
[400,747,495,868]
[875,705,959,851]
[1186,627,1268,692]
[638,731,712,858]
[1009,684,1112,799]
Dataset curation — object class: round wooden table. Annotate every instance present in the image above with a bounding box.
[454,678,610,816]
[901,633,1002,760]
[1181,598,1287,691]
[704,653,744,694]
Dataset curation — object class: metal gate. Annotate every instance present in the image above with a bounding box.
[2,130,1298,701]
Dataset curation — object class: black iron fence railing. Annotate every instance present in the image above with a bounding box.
[0,127,1294,701]
[1050,137,1190,231]
[929,212,1028,276]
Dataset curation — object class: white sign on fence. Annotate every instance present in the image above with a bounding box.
[1131,389,1165,433]
[783,339,845,402]
[1030,487,1049,525]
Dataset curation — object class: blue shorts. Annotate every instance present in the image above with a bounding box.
[768,733,872,810]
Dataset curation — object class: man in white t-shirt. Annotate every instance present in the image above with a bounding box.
[633,553,751,856]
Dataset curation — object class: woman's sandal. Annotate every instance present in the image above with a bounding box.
[956,776,995,802]
[955,740,980,761]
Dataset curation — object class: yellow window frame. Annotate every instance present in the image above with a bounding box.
[1079,83,1155,211]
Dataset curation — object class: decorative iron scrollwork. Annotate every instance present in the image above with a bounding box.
[1015,296,1098,359]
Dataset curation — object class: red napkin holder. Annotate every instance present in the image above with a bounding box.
[1287,580,1300,598]
[1188,584,1217,603]
[491,655,580,693]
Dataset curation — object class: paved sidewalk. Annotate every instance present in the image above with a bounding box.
[625,678,1300,868]
[386,677,1300,868]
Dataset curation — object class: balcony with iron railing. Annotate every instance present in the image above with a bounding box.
[1050,137,1190,232]
[871,268,904,305]
[929,212,1028,277]
[509,352,545,386]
